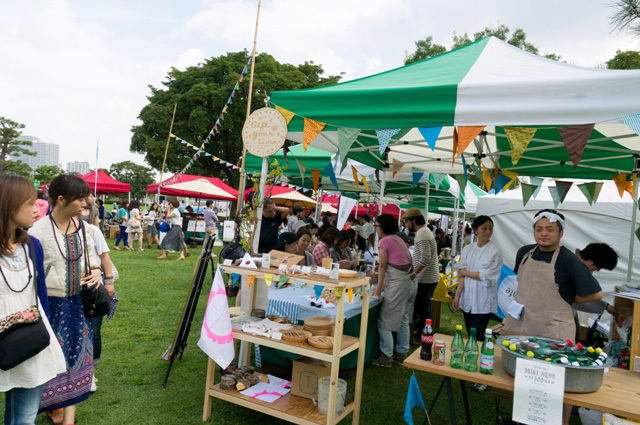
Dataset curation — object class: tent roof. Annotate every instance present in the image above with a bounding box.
[82,170,130,194]
[147,174,238,199]
[244,184,295,201]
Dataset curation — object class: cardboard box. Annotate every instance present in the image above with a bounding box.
[268,250,304,268]
[291,356,330,400]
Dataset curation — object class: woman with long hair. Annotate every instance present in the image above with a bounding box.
[79,193,99,228]
[113,199,130,251]
[158,199,185,260]
[0,176,66,425]
[145,202,161,249]
[372,214,417,367]
[29,174,101,425]
[126,200,144,252]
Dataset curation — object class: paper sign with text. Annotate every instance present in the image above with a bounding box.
[512,357,565,425]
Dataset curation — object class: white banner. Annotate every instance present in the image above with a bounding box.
[337,196,358,230]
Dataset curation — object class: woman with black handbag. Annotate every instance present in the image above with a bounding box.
[0,175,66,425]
[29,174,101,425]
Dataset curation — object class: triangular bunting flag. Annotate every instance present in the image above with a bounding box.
[242,65,248,74]
[504,127,536,165]
[473,138,484,156]
[232,165,239,169]
[278,275,289,289]
[577,182,597,205]
[482,166,492,190]
[352,166,359,187]
[418,127,442,151]
[461,154,468,185]
[226,162,232,167]
[213,156,220,161]
[558,124,594,168]
[530,177,544,198]
[621,113,640,136]
[276,106,295,125]
[238,74,244,83]
[362,175,369,194]
[186,143,193,147]
[170,133,177,138]
[296,159,306,185]
[230,89,236,97]
[495,172,507,193]
[555,181,573,203]
[453,174,467,193]
[247,275,255,289]
[314,285,323,301]
[234,82,240,90]
[324,163,339,189]
[303,118,326,152]
[227,98,232,105]
[348,288,353,303]
[412,170,424,188]
[338,127,360,172]
[612,173,633,198]
[548,186,569,208]
[452,128,459,166]
[375,128,401,156]
[264,274,274,289]
[593,182,604,203]
[231,273,240,286]
[501,170,518,190]
[334,286,344,299]
[521,183,536,206]
[404,374,427,425]
[456,126,485,157]
[469,161,482,181]
[391,158,404,178]
[635,225,640,242]
[222,105,228,114]
[431,173,446,191]
[311,169,320,192]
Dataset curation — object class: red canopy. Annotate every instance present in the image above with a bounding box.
[147,174,238,200]
[82,170,130,194]
[244,184,295,201]
[346,203,402,219]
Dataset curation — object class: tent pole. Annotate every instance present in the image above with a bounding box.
[424,173,430,221]
[251,156,269,254]
[451,197,459,257]
[315,188,323,224]
[373,169,386,266]
[627,164,639,284]
[236,0,262,215]
[158,103,177,204]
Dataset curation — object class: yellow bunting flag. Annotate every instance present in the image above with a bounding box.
[311,169,320,192]
[501,170,519,191]
[265,274,274,290]
[612,173,633,198]
[352,166,359,187]
[504,127,536,165]
[456,126,485,157]
[362,175,369,194]
[303,118,326,152]
[247,275,255,289]
[348,288,353,303]
[170,133,177,138]
[275,106,295,125]
[213,156,220,161]
[334,286,344,299]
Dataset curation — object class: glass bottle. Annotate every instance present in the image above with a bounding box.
[450,325,465,369]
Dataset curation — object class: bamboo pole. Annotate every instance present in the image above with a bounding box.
[157,103,178,203]
[236,0,262,214]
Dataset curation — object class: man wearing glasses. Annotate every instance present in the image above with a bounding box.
[258,198,289,253]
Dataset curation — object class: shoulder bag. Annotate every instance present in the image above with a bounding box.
[220,235,246,261]
[80,221,111,318]
[0,239,51,370]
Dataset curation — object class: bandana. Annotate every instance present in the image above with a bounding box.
[532,212,565,229]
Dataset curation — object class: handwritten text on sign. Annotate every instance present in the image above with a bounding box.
[512,357,565,425]
[242,107,288,157]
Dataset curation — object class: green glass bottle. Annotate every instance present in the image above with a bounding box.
[450,325,465,369]
[463,327,478,372]
[479,329,494,375]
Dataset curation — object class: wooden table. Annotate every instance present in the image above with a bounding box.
[403,334,640,423]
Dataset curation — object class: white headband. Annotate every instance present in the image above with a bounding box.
[532,212,565,229]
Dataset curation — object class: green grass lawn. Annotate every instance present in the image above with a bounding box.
[11,236,582,424]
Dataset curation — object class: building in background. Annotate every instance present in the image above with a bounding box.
[66,161,90,174]
[9,136,59,171]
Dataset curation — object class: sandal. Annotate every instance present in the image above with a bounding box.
[185,252,191,257]
[138,248,145,252]
[47,408,64,425]
[113,246,121,251]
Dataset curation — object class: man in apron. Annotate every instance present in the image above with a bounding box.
[502,209,603,425]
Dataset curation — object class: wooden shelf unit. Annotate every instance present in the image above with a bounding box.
[613,295,640,371]
[203,266,370,425]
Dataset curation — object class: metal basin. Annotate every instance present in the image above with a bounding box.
[497,335,611,393]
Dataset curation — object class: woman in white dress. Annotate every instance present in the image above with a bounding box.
[126,200,145,252]
[0,175,65,425]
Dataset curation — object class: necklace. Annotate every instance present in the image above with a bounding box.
[0,244,33,293]
[49,214,83,261]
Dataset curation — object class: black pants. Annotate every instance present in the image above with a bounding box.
[92,316,103,365]
[413,282,438,330]
[462,311,492,343]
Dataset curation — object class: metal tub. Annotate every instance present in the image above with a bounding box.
[497,336,611,393]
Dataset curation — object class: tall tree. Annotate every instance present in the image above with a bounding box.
[607,49,640,68]
[0,117,34,175]
[108,160,155,199]
[405,25,560,65]
[610,0,640,36]
[130,51,342,188]
[34,165,64,183]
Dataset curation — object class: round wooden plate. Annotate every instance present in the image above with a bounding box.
[339,270,358,278]
[304,317,334,328]
[281,330,312,343]
[308,335,334,349]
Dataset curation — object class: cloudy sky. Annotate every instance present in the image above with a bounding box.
[1,0,637,172]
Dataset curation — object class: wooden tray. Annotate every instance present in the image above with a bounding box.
[307,335,334,349]
[304,317,334,328]
[339,270,358,278]
[281,330,312,343]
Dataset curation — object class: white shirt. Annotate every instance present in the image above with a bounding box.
[169,208,182,226]
[89,224,109,267]
[361,222,374,240]
[453,241,503,314]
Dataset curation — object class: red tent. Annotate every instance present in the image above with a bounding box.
[244,184,295,201]
[347,203,402,219]
[147,174,238,200]
[81,170,130,194]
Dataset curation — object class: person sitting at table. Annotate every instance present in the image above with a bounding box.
[372,214,417,367]
[275,232,298,254]
[330,230,359,270]
[295,228,315,266]
[312,227,354,269]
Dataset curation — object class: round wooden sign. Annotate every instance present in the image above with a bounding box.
[242,107,288,157]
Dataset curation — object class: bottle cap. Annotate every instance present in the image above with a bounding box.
[595,347,603,354]
[526,351,534,358]
[426,319,432,325]
[485,329,492,335]
[470,327,476,333]
[509,344,517,351]
[501,339,510,347]
[456,325,462,331]
[587,346,595,354]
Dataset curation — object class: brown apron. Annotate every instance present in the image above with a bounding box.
[502,246,575,341]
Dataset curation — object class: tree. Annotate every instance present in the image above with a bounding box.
[404,25,560,65]
[34,165,64,183]
[606,49,640,68]
[611,0,640,36]
[108,160,155,199]
[130,51,342,188]
[0,117,34,175]
[3,161,32,178]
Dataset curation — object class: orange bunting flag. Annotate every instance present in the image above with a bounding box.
[348,288,353,303]
[311,169,320,192]
[275,106,295,124]
[391,158,404,178]
[247,275,255,289]
[352,166,359,187]
[456,126,485,157]
[452,128,459,166]
[482,166,492,190]
[612,173,633,198]
[362,175,369,194]
[303,118,326,152]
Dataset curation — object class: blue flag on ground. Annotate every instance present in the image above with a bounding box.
[404,374,426,425]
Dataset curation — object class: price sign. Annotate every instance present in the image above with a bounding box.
[512,358,565,425]
[242,107,288,157]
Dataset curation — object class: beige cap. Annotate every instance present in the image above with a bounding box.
[401,208,423,220]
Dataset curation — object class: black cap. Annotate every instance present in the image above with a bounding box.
[276,232,299,250]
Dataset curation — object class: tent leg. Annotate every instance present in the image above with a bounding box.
[372,170,386,271]
[251,157,269,254]
[627,168,639,284]
[424,173,430,221]
[315,189,323,223]
[451,198,459,257]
